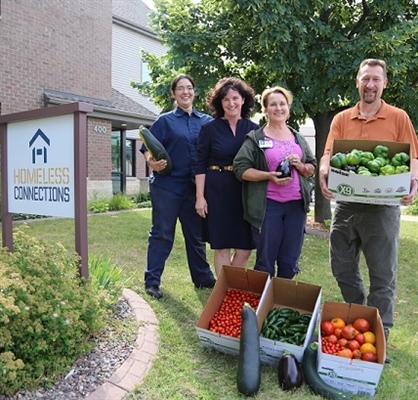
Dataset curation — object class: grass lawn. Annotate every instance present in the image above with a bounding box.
[20,210,418,399]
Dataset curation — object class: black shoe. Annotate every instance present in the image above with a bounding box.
[385,356,391,364]
[145,285,163,299]
[195,279,216,289]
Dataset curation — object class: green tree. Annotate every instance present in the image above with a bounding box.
[132,0,418,222]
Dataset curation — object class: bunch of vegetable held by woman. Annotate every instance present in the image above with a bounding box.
[330,145,409,176]
[138,125,172,175]
[320,317,378,362]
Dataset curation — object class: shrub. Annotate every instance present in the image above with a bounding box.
[89,254,131,304]
[404,196,418,216]
[88,192,110,213]
[108,194,135,211]
[88,193,137,213]
[131,191,151,208]
[0,226,107,395]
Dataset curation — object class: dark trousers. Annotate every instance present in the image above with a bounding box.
[144,184,214,288]
[330,202,400,329]
[253,199,306,278]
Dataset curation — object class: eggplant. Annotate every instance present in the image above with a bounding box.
[276,158,291,178]
[278,353,303,391]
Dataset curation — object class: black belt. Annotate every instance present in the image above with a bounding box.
[208,165,234,172]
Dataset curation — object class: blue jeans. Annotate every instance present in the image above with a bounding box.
[330,202,400,329]
[253,199,306,278]
[144,184,214,288]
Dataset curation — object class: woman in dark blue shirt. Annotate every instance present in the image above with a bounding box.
[195,77,258,276]
[142,74,216,299]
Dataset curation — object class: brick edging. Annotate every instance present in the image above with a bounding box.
[85,288,159,400]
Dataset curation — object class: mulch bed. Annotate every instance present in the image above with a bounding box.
[306,215,330,237]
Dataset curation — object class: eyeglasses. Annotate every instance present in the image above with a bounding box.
[175,86,194,93]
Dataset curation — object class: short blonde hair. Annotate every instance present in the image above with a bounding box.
[261,86,293,112]
[357,59,387,79]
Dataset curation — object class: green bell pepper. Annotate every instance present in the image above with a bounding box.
[395,165,410,174]
[360,151,375,166]
[357,166,372,176]
[391,152,410,167]
[375,156,389,167]
[366,159,382,174]
[330,152,347,169]
[373,145,389,159]
[380,164,396,175]
[346,149,362,166]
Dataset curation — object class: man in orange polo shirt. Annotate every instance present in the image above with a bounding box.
[319,59,418,363]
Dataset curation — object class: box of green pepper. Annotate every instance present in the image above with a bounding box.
[328,139,411,205]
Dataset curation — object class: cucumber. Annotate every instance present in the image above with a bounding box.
[277,307,295,317]
[138,125,172,175]
[303,345,352,400]
[237,303,261,396]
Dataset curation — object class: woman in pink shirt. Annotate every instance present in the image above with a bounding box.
[234,87,316,278]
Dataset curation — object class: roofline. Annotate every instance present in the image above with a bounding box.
[45,97,156,130]
[112,16,159,41]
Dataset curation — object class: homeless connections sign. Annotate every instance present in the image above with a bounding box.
[7,114,75,218]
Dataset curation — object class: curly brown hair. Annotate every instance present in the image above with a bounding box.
[206,77,255,119]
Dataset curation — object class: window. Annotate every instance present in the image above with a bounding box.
[142,62,150,83]
[126,139,135,177]
[111,132,121,173]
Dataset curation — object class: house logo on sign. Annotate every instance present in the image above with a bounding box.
[29,128,50,164]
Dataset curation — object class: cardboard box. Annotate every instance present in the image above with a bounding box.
[195,265,270,356]
[317,301,386,397]
[328,139,411,205]
[257,278,322,364]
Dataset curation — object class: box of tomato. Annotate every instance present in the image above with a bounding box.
[317,301,386,397]
[195,265,270,356]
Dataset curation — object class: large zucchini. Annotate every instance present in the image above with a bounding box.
[237,303,261,396]
[138,125,172,176]
[302,344,352,400]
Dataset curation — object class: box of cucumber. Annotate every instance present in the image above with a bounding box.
[257,278,322,365]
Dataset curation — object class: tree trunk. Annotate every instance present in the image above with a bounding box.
[311,111,340,223]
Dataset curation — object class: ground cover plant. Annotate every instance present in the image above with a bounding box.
[0,227,107,395]
[17,210,418,399]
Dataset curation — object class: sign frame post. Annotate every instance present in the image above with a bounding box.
[0,102,93,278]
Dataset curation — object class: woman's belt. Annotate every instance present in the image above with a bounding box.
[208,165,234,172]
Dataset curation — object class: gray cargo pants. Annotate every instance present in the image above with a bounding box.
[330,201,400,330]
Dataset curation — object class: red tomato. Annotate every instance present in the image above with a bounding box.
[321,321,335,336]
[361,352,378,362]
[327,334,338,344]
[353,318,371,333]
[334,328,343,339]
[342,324,356,340]
[338,338,348,348]
[348,339,360,351]
[352,349,362,359]
[355,333,365,345]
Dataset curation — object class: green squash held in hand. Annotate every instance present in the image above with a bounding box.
[138,125,172,176]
